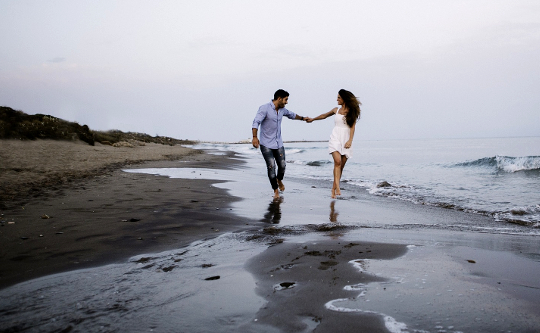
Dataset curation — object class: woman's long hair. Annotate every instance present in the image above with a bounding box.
[339,89,361,127]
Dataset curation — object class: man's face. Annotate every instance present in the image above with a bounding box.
[277,96,288,109]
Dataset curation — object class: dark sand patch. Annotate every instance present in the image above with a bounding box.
[244,239,408,332]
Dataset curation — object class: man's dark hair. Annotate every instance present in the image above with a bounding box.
[274,89,289,100]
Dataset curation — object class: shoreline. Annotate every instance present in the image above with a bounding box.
[123,154,540,332]
[0,139,259,290]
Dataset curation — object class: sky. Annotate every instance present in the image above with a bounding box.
[1,0,539,142]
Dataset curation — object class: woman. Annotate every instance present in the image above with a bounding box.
[307,89,361,198]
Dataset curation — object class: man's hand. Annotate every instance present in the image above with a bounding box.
[305,117,314,123]
[252,137,260,148]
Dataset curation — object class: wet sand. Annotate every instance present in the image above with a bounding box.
[1,140,540,332]
[0,140,254,289]
[244,239,409,333]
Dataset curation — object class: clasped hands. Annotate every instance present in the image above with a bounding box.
[304,117,314,123]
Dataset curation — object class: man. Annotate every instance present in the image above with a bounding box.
[252,89,308,198]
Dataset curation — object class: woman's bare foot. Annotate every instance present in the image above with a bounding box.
[331,188,336,199]
[336,188,341,196]
[277,179,285,192]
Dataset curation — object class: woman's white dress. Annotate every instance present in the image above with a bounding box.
[328,110,352,158]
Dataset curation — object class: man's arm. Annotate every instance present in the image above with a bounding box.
[283,108,306,122]
[252,106,266,148]
[252,128,259,148]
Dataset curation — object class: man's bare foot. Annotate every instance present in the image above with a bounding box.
[277,179,285,192]
[273,189,280,199]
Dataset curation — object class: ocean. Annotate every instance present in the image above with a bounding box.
[195,136,540,229]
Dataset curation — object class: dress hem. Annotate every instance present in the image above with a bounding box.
[328,149,351,159]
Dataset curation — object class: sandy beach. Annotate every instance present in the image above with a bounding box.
[0,139,253,289]
[0,139,200,205]
[1,139,540,333]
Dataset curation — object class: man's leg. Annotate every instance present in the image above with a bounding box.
[260,145,279,197]
[273,146,286,192]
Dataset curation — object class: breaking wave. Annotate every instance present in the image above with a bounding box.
[453,155,540,173]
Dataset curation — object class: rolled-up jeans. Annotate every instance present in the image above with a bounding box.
[260,145,286,190]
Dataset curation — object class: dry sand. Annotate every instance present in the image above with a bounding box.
[0,139,200,204]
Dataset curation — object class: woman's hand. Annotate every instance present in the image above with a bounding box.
[306,117,314,123]
[344,140,352,149]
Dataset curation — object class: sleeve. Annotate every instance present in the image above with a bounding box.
[252,106,266,129]
[283,108,297,120]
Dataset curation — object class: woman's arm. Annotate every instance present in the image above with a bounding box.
[306,108,337,123]
[344,122,356,148]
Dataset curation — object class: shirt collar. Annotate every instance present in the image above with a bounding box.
[271,100,280,112]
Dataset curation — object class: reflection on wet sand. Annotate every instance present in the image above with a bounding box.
[261,197,283,224]
[330,200,339,223]
[328,200,345,239]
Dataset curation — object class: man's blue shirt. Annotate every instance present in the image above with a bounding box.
[252,100,296,149]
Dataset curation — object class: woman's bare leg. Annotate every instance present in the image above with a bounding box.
[340,155,348,177]
[336,154,348,195]
[332,151,342,198]
[336,155,348,195]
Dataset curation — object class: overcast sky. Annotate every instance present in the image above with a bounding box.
[1,0,539,142]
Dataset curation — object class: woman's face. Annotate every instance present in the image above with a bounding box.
[337,94,344,105]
